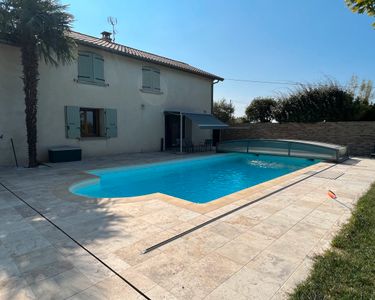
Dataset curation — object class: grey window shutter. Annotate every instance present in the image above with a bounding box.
[153,69,160,91]
[65,106,81,139]
[142,68,152,89]
[78,52,93,81]
[93,54,105,83]
[104,109,118,138]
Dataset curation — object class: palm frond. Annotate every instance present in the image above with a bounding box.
[0,0,77,65]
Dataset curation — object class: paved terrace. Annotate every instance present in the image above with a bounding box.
[0,152,374,300]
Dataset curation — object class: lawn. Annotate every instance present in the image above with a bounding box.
[290,183,375,299]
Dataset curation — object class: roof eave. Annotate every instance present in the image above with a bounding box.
[0,36,224,81]
[75,39,224,82]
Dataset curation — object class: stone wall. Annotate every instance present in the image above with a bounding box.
[221,122,375,156]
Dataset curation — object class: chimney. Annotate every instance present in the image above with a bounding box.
[101,31,112,42]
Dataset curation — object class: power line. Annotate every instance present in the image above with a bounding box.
[224,78,347,88]
[224,78,302,85]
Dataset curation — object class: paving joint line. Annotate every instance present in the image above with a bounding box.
[0,181,151,300]
[224,189,337,300]
[143,162,338,254]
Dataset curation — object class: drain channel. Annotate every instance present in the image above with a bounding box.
[143,163,337,254]
[0,182,150,300]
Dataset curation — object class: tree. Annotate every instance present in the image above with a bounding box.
[345,0,375,27]
[273,82,359,123]
[347,75,374,104]
[213,98,235,123]
[0,0,76,167]
[233,116,248,124]
[346,75,375,120]
[245,97,276,123]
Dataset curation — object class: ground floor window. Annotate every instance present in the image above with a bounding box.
[65,106,117,139]
[80,108,101,137]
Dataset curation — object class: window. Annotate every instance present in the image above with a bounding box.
[65,106,117,139]
[80,108,101,137]
[142,66,161,93]
[77,52,105,85]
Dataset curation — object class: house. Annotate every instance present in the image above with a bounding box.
[0,31,226,166]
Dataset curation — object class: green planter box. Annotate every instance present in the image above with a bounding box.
[48,146,82,163]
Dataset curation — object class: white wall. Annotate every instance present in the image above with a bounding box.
[0,43,213,166]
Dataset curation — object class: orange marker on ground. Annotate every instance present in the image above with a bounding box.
[327,190,337,199]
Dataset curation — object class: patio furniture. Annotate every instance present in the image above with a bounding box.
[183,139,195,153]
[196,139,212,152]
[173,139,212,153]
[175,138,195,153]
[204,139,213,151]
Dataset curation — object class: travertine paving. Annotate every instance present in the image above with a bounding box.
[0,152,374,300]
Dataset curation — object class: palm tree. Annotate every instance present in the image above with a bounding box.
[0,0,76,167]
[345,0,375,27]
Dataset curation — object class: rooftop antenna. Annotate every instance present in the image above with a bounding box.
[107,16,118,42]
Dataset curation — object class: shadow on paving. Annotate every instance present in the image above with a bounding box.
[0,152,200,298]
[0,166,138,299]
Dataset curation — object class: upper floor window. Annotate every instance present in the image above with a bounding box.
[77,51,105,85]
[142,66,161,93]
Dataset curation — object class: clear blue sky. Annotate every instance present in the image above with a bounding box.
[64,0,375,116]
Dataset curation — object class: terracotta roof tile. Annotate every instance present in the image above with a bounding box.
[70,31,223,81]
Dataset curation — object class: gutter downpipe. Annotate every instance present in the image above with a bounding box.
[211,79,220,114]
[212,79,221,143]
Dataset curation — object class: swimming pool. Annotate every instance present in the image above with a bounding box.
[71,153,317,203]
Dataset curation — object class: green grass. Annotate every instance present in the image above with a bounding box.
[290,183,375,300]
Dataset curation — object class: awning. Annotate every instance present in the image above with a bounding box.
[184,113,228,129]
[165,111,228,129]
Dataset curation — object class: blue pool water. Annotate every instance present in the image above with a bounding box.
[71,153,317,203]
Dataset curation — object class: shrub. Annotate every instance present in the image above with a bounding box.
[213,98,235,123]
[273,82,366,123]
[245,97,277,123]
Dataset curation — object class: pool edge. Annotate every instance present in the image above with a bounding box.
[66,156,332,214]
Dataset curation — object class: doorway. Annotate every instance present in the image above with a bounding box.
[165,114,185,149]
[213,129,221,146]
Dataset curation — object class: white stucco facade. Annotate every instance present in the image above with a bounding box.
[0,42,218,166]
